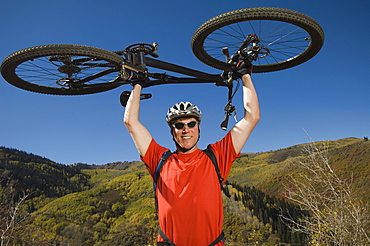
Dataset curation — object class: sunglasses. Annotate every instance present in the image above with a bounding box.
[172,121,198,130]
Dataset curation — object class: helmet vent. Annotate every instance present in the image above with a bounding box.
[166,101,202,123]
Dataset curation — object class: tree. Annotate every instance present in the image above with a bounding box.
[112,201,125,217]
[281,137,370,245]
[0,173,29,246]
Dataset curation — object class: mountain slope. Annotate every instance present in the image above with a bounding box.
[228,137,370,202]
[0,147,90,201]
[1,137,369,245]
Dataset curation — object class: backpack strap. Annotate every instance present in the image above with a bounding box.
[203,145,223,189]
[153,150,172,214]
[158,228,176,246]
[153,150,172,192]
[209,231,225,246]
[204,145,231,198]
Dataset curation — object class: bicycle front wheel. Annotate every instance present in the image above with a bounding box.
[191,7,324,73]
[1,44,124,95]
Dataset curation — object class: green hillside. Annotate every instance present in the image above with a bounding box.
[0,147,90,204]
[20,170,302,245]
[1,137,369,245]
[227,137,370,203]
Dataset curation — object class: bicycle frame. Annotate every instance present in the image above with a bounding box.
[117,36,261,129]
[143,57,225,85]
[117,42,228,88]
[119,34,263,87]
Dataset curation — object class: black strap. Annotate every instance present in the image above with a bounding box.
[153,150,172,213]
[158,229,176,246]
[158,228,225,246]
[204,145,231,198]
[153,150,172,192]
[209,231,225,246]
[204,145,223,188]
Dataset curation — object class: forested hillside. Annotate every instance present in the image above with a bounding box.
[227,137,370,203]
[1,137,369,245]
[0,147,90,201]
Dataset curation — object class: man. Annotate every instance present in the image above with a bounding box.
[123,61,260,245]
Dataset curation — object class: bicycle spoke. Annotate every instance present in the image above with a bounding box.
[204,19,311,66]
[15,55,118,89]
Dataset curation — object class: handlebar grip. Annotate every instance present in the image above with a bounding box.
[220,113,229,131]
[149,52,159,58]
[140,93,152,100]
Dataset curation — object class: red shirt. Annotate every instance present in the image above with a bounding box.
[141,132,240,246]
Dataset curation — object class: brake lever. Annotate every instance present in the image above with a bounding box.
[220,102,236,131]
[220,82,236,131]
[222,47,230,61]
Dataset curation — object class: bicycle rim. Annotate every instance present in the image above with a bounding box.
[1,44,125,95]
[192,7,324,73]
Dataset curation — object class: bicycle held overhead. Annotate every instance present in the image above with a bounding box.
[0,7,324,130]
[0,7,324,246]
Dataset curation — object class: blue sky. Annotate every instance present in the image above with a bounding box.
[1,0,369,165]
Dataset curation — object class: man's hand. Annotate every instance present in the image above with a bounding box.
[131,80,153,88]
[232,60,253,79]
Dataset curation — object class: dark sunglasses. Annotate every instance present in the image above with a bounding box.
[172,121,198,130]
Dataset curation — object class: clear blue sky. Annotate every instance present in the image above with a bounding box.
[1,0,369,165]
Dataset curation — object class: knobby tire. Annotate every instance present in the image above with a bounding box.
[191,7,325,73]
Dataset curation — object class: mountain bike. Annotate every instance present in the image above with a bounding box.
[0,7,324,129]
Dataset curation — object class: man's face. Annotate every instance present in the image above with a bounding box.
[171,117,200,153]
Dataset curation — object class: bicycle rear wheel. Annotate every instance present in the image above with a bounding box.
[191,7,324,73]
[1,44,124,95]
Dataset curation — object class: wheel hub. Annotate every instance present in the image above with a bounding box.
[56,78,82,88]
[58,64,81,74]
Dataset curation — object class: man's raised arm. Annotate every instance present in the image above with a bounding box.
[231,71,260,154]
[123,84,152,157]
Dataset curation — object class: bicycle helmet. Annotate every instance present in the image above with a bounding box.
[166,101,202,123]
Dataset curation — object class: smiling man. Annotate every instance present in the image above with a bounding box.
[166,102,202,153]
[123,60,260,246]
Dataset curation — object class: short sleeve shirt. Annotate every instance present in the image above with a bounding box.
[141,132,240,246]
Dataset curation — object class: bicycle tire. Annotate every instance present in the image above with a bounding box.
[1,44,125,95]
[191,7,324,73]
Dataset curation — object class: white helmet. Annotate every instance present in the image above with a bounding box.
[166,101,202,123]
